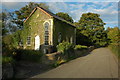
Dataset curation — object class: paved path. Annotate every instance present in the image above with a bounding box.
[32,48,118,78]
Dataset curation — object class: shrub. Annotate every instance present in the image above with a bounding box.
[53,59,67,67]
[15,49,43,62]
[57,41,74,54]
[74,45,88,50]
[108,43,120,58]
[56,41,75,64]
[2,56,15,65]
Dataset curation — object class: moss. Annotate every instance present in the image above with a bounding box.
[22,8,52,49]
[20,8,76,50]
[53,18,76,46]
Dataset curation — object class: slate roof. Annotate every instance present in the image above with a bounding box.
[24,7,76,28]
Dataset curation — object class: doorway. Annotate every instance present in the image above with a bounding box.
[35,35,40,50]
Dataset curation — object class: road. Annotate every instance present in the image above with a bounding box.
[32,48,118,78]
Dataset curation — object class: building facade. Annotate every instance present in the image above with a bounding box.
[20,7,76,53]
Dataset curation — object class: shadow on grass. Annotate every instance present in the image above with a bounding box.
[13,48,95,79]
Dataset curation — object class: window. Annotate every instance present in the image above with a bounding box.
[44,22,49,45]
[27,36,31,45]
[58,32,62,43]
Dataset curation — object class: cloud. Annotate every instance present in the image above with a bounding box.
[47,2,118,28]
[2,0,120,2]
[2,1,118,28]
[2,2,28,11]
[48,2,69,12]
[47,2,86,22]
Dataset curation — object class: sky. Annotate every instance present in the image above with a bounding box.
[1,0,119,29]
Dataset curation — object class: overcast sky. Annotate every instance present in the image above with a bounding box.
[1,0,119,29]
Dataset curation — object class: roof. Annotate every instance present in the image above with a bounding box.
[24,7,76,28]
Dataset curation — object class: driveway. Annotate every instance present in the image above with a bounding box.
[32,48,118,78]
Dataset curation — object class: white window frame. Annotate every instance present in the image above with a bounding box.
[27,36,31,46]
[44,21,50,45]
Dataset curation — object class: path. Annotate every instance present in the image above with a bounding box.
[32,48,118,78]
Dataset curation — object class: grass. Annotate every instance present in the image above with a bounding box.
[15,49,43,62]
[2,56,15,65]
[108,43,120,58]
[74,45,88,50]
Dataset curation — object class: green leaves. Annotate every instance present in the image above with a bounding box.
[14,2,49,29]
[56,12,74,23]
[2,56,15,65]
[79,12,105,30]
[57,41,74,54]
[74,45,88,50]
[107,27,120,44]
[76,12,108,47]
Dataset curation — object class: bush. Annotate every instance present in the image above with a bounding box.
[57,41,74,54]
[74,45,88,50]
[108,43,120,58]
[53,59,67,67]
[56,41,75,66]
[15,49,43,62]
[2,56,15,65]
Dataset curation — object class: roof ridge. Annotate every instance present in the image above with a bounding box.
[24,7,76,28]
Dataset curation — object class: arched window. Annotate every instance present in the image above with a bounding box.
[44,22,49,45]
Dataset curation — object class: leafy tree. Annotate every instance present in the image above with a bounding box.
[107,27,120,57]
[107,27,120,44]
[76,12,108,47]
[14,2,49,29]
[76,28,92,46]
[1,12,17,35]
[56,12,74,23]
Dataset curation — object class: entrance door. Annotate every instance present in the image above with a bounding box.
[35,35,40,50]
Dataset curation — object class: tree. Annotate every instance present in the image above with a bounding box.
[56,12,74,23]
[107,27,120,44]
[1,12,17,35]
[76,12,108,47]
[14,2,49,29]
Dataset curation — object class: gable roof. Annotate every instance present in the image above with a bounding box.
[24,7,76,28]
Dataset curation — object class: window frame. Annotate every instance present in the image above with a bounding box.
[27,36,31,46]
[44,22,49,45]
[58,32,62,43]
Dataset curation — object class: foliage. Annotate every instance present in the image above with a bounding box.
[14,2,49,29]
[2,30,22,50]
[56,41,75,67]
[56,12,74,23]
[53,59,67,67]
[57,41,74,54]
[107,27,120,58]
[107,27,120,44]
[2,56,15,65]
[74,45,88,50]
[1,12,17,35]
[76,12,108,47]
[78,13,105,28]
[15,49,43,62]
[76,29,92,46]
[108,43,120,58]
[2,34,14,50]
[55,43,88,67]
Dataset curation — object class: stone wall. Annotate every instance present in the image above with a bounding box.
[45,46,95,65]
